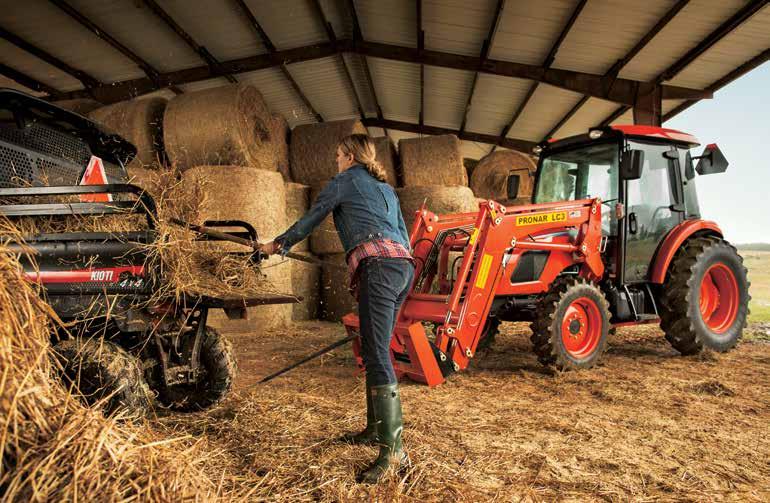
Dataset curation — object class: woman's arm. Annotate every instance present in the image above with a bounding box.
[273,178,340,252]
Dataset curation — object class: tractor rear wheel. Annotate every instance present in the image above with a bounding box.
[154,327,236,412]
[530,276,611,370]
[54,338,153,415]
[659,236,749,355]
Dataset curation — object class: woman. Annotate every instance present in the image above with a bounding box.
[261,134,414,484]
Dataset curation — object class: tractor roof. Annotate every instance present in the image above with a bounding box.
[609,125,700,147]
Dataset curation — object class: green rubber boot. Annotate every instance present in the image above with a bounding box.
[339,381,378,445]
[357,383,409,484]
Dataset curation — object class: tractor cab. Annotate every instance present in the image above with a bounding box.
[533,125,727,286]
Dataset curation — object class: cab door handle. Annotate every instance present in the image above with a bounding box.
[629,212,638,235]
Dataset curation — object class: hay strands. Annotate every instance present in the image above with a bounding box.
[170,217,347,271]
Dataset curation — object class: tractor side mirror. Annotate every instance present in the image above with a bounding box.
[694,143,729,175]
[506,172,520,200]
[620,149,644,180]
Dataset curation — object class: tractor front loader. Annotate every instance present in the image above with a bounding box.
[343,125,749,386]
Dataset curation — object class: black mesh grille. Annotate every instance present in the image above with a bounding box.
[0,143,35,187]
[36,158,81,185]
[0,122,91,166]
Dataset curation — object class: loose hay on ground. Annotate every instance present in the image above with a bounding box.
[158,321,770,501]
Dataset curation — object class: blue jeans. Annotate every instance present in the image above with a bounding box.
[358,257,415,386]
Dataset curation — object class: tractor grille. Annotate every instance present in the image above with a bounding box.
[0,143,35,187]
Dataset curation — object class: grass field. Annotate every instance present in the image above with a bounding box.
[739,248,770,324]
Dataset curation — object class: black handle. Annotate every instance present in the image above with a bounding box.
[629,212,638,235]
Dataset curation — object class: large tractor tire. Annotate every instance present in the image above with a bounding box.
[154,327,236,412]
[476,317,501,351]
[530,276,611,370]
[54,338,153,415]
[659,236,749,355]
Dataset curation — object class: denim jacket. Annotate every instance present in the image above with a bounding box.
[275,165,410,254]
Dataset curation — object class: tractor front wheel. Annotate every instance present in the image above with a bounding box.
[660,237,749,354]
[530,277,611,370]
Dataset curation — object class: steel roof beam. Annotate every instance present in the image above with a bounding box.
[48,0,182,95]
[459,0,505,135]
[347,0,385,127]
[598,0,767,127]
[234,0,322,122]
[417,0,424,126]
[54,38,710,105]
[0,62,62,96]
[0,25,101,90]
[547,0,689,138]
[142,0,236,84]
[495,0,587,150]
[362,117,536,152]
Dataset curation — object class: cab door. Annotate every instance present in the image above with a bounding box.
[623,141,684,283]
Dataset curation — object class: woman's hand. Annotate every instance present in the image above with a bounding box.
[258,241,281,256]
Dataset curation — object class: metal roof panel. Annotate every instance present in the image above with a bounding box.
[465,73,533,135]
[0,39,82,92]
[246,0,328,50]
[356,0,417,47]
[286,56,360,121]
[423,0,498,57]
[507,84,584,141]
[423,65,475,129]
[367,57,420,124]
[551,98,621,139]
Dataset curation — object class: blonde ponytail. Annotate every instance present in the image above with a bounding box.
[338,134,388,183]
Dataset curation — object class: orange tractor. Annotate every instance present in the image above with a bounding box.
[343,125,749,386]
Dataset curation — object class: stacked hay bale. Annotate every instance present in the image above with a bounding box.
[179,166,292,329]
[290,120,368,321]
[164,84,275,172]
[286,182,321,320]
[470,150,537,206]
[271,113,291,181]
[373,136,399,186]
[88,97,168,169]
[397,134,476,225]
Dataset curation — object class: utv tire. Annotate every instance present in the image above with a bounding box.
[659,236,749,355]
[530,276,611,370]
[55,338,153,415]
[155,327,236,412]
[476,317,501,351]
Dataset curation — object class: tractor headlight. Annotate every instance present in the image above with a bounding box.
[589,130,604,140]
[532,145,543,155]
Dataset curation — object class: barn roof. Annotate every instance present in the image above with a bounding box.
[0,0,767,159]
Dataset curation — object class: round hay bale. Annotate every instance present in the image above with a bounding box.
[88,98,167,169]
[309,182,343,255]
[399,135,467,187]
[320,253,356,322]
[463,158,479,181]
[291,251,321,321]
[271,113,291,182]
[289,119,366,185]
[179,166,291,327]
[470,150,536,204]
[373,136,398,186]
[397,185,479,223]
[285,182,310,252]
[164,84,274,172]
[55,98,103,116]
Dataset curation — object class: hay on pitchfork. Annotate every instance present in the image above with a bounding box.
[163,84,274,172]
[399,134,467,187]
[289,119,367,185]
[88,97,168,169]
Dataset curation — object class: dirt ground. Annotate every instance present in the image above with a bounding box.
[159,321,770,502]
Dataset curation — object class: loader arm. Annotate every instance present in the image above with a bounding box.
[343,197,605,386]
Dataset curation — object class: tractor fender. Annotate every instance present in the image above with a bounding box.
[649,219,723,284]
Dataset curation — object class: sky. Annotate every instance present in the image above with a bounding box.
[666,62,770,244]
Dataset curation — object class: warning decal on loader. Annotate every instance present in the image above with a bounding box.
[475,253,493,289]
[515,211,567,227]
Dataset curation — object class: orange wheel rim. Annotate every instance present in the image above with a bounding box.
[699,263,739,333]
[561,297,602,358]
